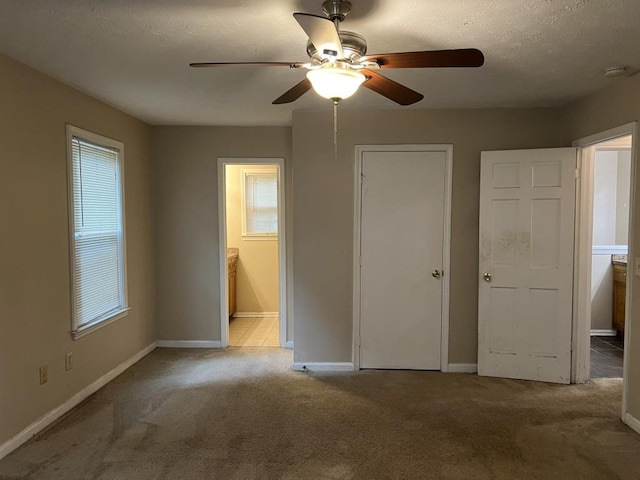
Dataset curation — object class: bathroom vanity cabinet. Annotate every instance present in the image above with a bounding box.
[227,248,238,317]
[612,255,627,336]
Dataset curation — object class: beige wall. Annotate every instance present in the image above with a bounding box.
[564,73,640,421]
[0,54,155,446]
[225,164,279,313]
[292,108,569,364]
[152,127,292,342]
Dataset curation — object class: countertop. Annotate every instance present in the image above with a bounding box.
[612,254,627,266]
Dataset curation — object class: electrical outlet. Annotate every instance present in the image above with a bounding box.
[39,366,48,385]
[65,352,73,371]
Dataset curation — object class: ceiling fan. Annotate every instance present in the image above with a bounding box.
[190,0,484,106]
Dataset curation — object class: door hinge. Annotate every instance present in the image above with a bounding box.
[359,255,362,266]
[575,168,580,179]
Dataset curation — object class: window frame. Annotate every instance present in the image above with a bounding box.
[240,167,279,240]
[66,125,129,339]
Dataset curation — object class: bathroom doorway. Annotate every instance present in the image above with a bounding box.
[588,135,632,378]
[585,135,632,378]
[217,158,287,348]
[573,123,636,390]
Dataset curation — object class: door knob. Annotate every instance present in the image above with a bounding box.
[432,270,441,279]
[483,272,492,282]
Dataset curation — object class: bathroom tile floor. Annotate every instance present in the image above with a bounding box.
[590,335,624,378]
[229,317,280,347]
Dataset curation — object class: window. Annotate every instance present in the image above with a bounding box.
[66,126,128,338]
[242,168,278,238]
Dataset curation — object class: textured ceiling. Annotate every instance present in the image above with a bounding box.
[1,0,639,126]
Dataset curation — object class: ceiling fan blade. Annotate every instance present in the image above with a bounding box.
[190,61,306,68]
[272,78,313,104]
[293,13,344,59]
[362,70,424,105]
[361,49,484,69]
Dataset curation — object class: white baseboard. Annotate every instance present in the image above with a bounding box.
[591,329,617,336]
[448,363,478,373]
[0,342,156,461]
[285,341,294,349]
[232,312,279,318]
[156,340,222,348]
[623,412,640,435]
[292,362,354,372]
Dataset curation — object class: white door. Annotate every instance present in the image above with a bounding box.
[359,149,448,369]
[478,148,577,383]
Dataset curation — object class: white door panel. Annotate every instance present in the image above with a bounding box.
[478,148,577,384]
[359,150,446,370]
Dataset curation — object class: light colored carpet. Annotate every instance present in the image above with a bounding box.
[1,347,640,479]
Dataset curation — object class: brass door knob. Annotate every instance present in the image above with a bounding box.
[483,272,492,282]
[432,270,441,279]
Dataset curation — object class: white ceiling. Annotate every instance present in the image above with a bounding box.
[1,0,639,126]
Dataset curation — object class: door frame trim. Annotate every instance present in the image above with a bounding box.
[217,157,288,348]
[352,144,453,371]
[572,122,637,420]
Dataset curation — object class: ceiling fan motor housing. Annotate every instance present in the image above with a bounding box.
[306,30,367,62]
[322,0,352,22]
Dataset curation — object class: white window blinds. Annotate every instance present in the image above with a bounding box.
[243,171,278,236]
[69,131,127,332]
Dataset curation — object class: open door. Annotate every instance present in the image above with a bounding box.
[478,148,577,384]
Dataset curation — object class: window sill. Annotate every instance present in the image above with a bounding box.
[241,235,278,241]
[72,308,130,340]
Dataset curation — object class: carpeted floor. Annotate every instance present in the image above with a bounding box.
[1,347,640,479]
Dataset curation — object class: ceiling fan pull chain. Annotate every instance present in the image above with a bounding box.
[333,100,338,160]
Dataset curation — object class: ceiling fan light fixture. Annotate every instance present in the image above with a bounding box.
[306,64,366,101]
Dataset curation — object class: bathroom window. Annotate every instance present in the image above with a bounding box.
[242,168,278,238]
